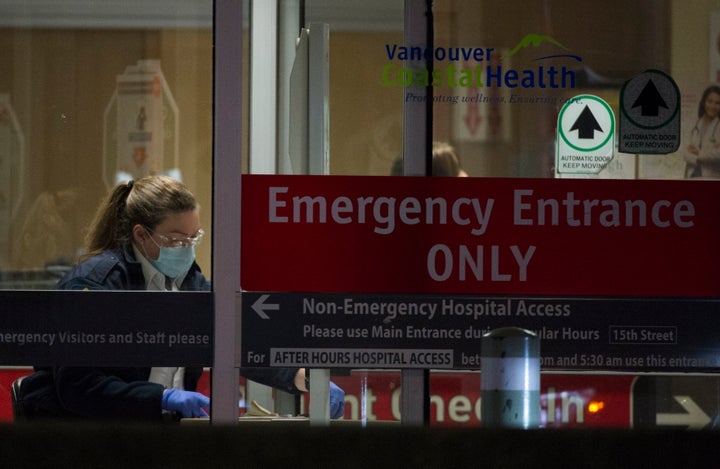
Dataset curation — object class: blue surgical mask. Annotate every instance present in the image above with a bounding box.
[148,245,195,279]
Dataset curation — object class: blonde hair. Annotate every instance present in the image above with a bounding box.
[82,175,197,260]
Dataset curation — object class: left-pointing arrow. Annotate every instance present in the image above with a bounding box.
[251,294,279,320]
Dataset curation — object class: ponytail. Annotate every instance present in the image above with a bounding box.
[81,180,135,261]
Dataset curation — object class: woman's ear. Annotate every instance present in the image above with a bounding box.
[131,224,147,246]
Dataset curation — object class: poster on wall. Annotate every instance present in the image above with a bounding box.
[102,60,180,187]
[639,11,720,179]
[640,13,720,180]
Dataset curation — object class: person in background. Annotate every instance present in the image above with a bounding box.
[18,175,344,420]
[685,85,720,178]
[390,141,469,177]
[431,141,468,177]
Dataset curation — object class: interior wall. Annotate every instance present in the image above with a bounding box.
[329,31,404,176]
[0,28,213,272]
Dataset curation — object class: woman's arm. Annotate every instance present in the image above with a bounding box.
[53,366,165,420]
[239,367,304,394]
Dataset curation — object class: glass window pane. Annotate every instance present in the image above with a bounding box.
[317,1,404,176]
[0,1,213,289]
[430,0,672,179]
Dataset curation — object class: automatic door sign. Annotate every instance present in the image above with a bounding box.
[619,69,680,154]
[556,94,615,175]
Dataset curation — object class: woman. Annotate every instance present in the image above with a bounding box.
[389,141,469,177]
[19,175,342,420]
[685,85,720,178]
[432,141,469,177]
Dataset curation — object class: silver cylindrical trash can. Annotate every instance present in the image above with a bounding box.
[481,327,540,429]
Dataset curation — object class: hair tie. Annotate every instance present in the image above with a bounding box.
[126,179,134,190]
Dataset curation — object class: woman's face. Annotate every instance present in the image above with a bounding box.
[133,209,201,260]
[704,92,720,119]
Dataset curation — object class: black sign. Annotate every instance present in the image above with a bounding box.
[633,376,720,430]
[0,290,213,366]
[241,292,720,372]
[619,69,681,154]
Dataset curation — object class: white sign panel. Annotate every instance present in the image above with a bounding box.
[556,94,615,175]
[103,60,179,187]
[116,62,165,179]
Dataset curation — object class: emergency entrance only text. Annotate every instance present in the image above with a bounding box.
[268,186,695,284]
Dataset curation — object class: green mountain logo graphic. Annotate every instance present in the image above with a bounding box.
[503,33,571,60]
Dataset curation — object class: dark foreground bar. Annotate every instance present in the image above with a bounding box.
[1,423,719,468]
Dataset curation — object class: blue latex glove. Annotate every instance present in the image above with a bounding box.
[329,381,345,419]
[162,389,210,418]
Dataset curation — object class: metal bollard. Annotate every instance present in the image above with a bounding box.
[481,327,540,429]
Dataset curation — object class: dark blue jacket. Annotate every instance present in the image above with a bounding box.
[20,246,300,421]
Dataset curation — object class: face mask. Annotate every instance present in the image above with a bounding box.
[148,245,195,278]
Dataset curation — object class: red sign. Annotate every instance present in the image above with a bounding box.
[0,368,633,427]
[0,368,32,421]
[242,175,720,296]
[294,372,633,428]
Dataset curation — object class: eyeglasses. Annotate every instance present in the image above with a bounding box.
[145,226,204,248]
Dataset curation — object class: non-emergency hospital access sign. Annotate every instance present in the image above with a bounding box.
[241,175,720,297]
[240,293,720,373]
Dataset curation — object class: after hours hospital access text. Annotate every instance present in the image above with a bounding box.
[267,187,696,284]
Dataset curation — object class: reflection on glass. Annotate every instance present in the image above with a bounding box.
[0,1,213,289]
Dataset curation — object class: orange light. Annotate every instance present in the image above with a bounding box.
[587,401,605,413]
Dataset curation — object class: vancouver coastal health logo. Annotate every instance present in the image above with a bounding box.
[381,33,581,91]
